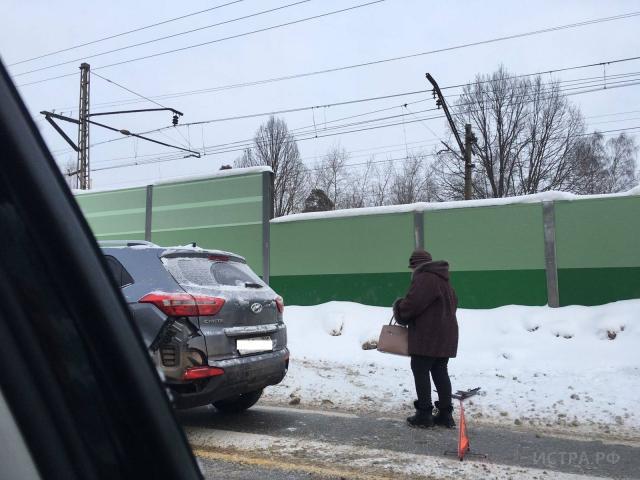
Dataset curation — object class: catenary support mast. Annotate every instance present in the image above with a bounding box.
[77,62,90,189]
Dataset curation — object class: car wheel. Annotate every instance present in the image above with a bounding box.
[212,389,263,413]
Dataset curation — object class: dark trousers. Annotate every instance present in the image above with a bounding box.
[410,355,452,410]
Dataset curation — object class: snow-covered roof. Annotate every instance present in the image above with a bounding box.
[271,185,640,223]
[160,244,245,261]
[73,166,272,195]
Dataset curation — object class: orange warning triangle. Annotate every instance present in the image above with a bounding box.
[458,402,470,460]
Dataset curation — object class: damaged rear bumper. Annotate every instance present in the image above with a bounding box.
[167,347,289,409]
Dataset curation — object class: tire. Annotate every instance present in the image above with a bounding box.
[212,389,263,413]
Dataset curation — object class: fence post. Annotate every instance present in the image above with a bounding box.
[413,211,424,250]
[144,184,153,242]
[542,201,559,307]
[262,171,274,284]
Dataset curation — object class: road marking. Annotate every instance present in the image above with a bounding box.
[375,416,405,422]
[255,404,360,418]
[193,447,395,480]
[186,427,603,480]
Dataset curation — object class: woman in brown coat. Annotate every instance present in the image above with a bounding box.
[393,249,459,428]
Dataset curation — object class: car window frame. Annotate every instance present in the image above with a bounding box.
[0,59,202,480]
[104,255,135,288]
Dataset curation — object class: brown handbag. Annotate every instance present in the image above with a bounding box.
[377,316,409,356]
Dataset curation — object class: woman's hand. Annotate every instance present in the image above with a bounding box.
[392,298,409,325]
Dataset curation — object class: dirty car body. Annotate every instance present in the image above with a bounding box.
[102,243,288,410]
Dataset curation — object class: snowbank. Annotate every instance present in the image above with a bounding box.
[264,300,640,438]
[272,185,640,223]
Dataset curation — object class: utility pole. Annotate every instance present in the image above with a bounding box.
[464,123,473,200]
[425,73,475,200]
[77,63,91,189]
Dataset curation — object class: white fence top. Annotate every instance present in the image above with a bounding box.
[272,185,640,223]
[73,166,272,195]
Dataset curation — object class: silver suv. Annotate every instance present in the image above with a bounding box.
[101,241,288,413]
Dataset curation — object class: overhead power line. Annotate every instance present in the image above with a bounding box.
[86,79,640,169]
[91,125,640,175]
[53,104,640,161]
[53,72,640,159]
[7,0,246,67]
[105,68,640,142]
[16,0,386,85]
[52,69,640,162]
[140,79,640,153]
[12,0,313,77]
[17,10,640,88]
[154,89,432,126]
[49,55,640,117]
[59,137,443,167]
[91,71,170,110]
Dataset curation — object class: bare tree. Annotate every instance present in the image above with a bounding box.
[571,133,605,194]
[341,161,372,209]
[308,150,440,209]
[313,145,349,207]
[445,66,529,198]
[573,132,638,193]
[312,145,377,209]
[434,66,589,199]
[517,77,586,193]
[389,153,438,204]
[61,159,77,189]
[367,158,395,206]
[600,132,638,192]
[431,153,466,201]
[235,116,309,216]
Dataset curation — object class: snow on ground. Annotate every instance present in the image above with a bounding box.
[264,300,640,439]
[187,427,605,480]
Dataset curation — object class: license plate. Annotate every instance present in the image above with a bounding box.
[237,336,273,355]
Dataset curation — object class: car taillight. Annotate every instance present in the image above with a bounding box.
[139,292,225,317]
[192,295,225,316]
[182,366,224,381]
[275,296,284,314]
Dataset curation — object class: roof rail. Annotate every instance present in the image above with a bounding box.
[98,240,159,248]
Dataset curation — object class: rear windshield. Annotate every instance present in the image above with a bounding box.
[162,256,265,288]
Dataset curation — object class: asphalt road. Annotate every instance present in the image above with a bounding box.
[196,455,332,480]
[178,404,640,479]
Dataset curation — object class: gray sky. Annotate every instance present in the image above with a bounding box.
[2,0,639,189]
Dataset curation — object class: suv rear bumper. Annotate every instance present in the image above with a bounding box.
[168,347,289,409]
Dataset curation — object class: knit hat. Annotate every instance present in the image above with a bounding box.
[408,249,432,268]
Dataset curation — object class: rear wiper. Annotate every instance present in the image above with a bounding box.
[244,282,263,289]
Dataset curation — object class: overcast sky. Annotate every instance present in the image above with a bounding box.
[2,0,639,189]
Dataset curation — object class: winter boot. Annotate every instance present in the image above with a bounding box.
[407,402,434,428]
[433,400,455,428]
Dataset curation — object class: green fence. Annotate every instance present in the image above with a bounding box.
[423,203,547,308]
[268,194,639,308]
[268,203,548,308]
[76,175,640,308]
[270,212,415,306]
[150,171,268,276]
[75,186,147,241]
[555,196,640,306]
[76,168,271,277]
